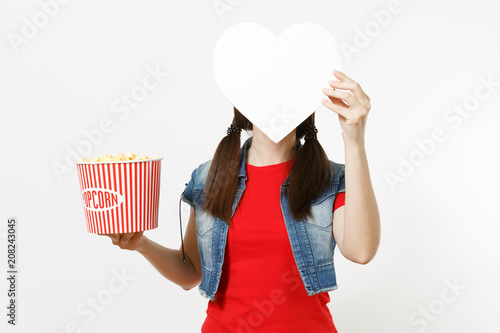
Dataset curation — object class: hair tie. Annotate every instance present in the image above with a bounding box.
[304,123,318,141]
[227,123,242,136]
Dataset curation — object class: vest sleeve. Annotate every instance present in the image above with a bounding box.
[180,166,197,208]
[337,163,346,194]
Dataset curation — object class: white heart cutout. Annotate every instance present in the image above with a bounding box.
[213,22,342,143]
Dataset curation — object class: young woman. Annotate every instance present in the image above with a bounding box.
[103,70,380,332]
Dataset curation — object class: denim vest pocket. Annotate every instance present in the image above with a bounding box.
[303,181,338,229]
[193,189,215,237]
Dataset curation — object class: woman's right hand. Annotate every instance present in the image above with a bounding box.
[101,232,147,252]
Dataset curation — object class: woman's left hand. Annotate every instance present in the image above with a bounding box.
[321,70,371,146]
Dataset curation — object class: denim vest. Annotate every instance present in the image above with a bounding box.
[180,136,346,302]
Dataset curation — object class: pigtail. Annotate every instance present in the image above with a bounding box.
[288,114,332,221]
[203,107,252,226]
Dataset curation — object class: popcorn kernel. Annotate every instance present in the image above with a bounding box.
[78,151,155,162]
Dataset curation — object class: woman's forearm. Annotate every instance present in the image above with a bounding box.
[137,237,200,290]
[343,141,381,263]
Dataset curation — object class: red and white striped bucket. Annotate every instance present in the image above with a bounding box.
[75,159,163,234]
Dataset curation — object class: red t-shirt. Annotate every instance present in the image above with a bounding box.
[202,158,345,332]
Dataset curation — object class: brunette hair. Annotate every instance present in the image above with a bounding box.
[203,107,332,226]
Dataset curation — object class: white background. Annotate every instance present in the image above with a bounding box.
[1,0,499,332]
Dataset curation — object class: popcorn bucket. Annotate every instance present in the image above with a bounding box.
[75,158,163,234]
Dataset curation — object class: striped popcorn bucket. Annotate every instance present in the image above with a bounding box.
[75,158,163,234]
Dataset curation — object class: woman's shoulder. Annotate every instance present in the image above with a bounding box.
[189,159,213,186]
[328,159,346,183]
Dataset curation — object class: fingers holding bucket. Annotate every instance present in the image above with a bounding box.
[102,232,145,251]
[109,234,121,244]
[98,233,120,245]
[121,233,134,243]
